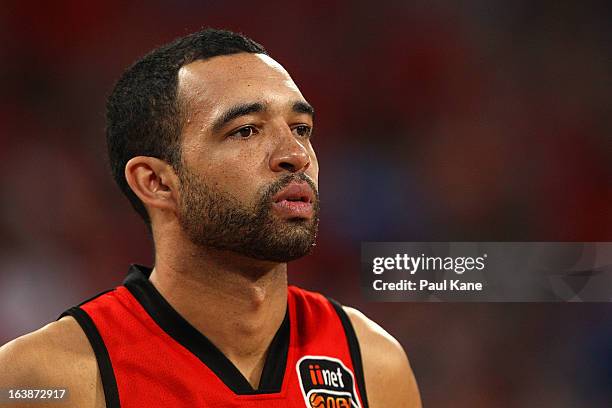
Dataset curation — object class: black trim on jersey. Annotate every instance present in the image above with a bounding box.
[59,307,121,408]
[123,264,290,395]
[328,298,370,408]
[258,310,290,392]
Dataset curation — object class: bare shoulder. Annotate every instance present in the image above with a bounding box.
[343,306,422,408]
[0,317,105,407]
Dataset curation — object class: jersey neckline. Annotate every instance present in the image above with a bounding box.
[122,264,290,395]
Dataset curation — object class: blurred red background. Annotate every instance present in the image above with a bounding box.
[1,1,611,406]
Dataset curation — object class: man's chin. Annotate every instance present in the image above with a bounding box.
[247,244,316,263]
[243,226,318,263]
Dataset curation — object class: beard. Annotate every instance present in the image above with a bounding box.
[176,168,319,262]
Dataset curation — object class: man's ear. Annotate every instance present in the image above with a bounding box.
[124,156,179,214]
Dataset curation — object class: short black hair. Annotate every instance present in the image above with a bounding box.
[106,28,267,226]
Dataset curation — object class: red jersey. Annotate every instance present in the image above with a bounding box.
[61,265,368,408]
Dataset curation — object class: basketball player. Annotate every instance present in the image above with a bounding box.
[0,29,421,407]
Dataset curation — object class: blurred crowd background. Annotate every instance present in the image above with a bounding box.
[1,1,610,406]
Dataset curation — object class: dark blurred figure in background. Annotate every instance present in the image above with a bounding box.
[0,1,610,407]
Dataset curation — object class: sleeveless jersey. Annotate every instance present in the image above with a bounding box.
[60,265,369,408]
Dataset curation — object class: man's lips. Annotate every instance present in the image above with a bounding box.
[271,182,315,219]
[272,182,314,204]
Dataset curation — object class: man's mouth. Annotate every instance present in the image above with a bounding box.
[271,182,315,219]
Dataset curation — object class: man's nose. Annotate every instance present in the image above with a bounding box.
[269,127,311,173]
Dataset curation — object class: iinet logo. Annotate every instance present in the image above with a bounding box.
[297,356,362,408]
[308,364,345,388]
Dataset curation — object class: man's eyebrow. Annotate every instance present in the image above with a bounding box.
[293,101,315,118]
[211,100,315,133]
[212,102,265,132]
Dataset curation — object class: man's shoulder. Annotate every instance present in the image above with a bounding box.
[342,306,422,408]
[342,306,404,356]
[341,306,408,374]
[0,317,104,406]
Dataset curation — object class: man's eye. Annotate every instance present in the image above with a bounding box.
[293,125,313,138]
[230,126,257,139]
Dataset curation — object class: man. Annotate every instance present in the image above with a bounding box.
[0,29,420,407]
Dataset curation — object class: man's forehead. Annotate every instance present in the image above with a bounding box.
[178,53,295,95]
[177,53,303,117]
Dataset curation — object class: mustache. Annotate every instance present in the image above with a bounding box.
[261,173,319,204]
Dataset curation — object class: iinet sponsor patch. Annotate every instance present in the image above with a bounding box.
[296,356,361,408]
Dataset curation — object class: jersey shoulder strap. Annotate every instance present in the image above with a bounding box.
[59,289,121,408]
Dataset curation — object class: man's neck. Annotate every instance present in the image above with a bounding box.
[149,245,288,388]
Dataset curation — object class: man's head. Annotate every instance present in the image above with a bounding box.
[106,29,319,262]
